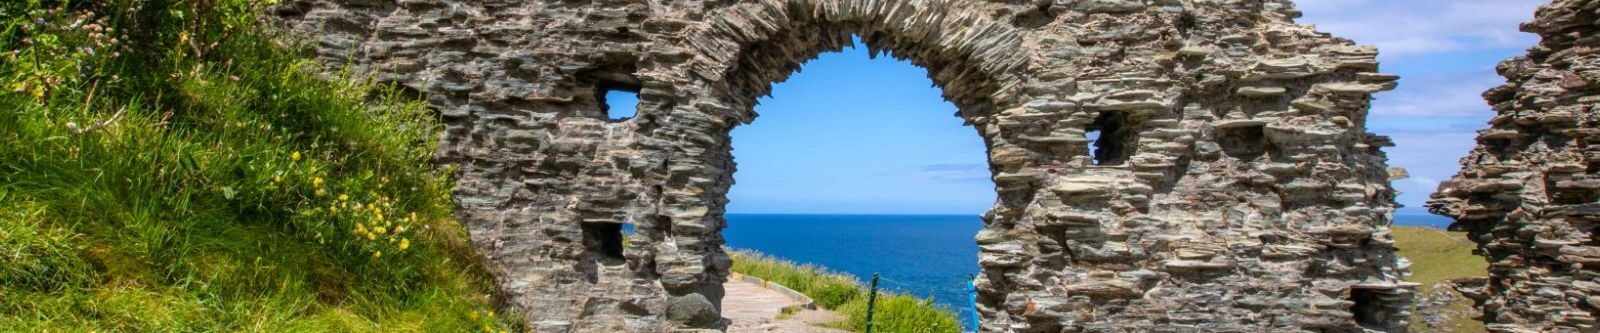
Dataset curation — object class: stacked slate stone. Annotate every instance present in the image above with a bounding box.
[1431,0,1600,331]
[272,0,1413,331]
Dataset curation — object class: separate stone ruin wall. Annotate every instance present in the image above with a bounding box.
[272,0,1411,331]
[1431,0,1600,331]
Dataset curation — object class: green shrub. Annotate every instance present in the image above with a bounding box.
[0,0,515,331]
[728,250,961,333]
[835,293,962,333]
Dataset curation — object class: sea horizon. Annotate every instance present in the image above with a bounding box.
[725,212,1457,227]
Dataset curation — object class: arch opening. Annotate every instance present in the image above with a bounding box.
[668,4,1036,329]
[720,34,996,328]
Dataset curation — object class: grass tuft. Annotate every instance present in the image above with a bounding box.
[1393,226,1488,333]
[729,250,962,333]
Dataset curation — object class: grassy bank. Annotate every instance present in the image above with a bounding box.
[1393,226,1488,333]
[1,1,514,331]
[728,251,962,333]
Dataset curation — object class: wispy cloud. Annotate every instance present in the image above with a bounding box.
[1295,0,1542,57]
[1371,70,1503,117]
[1293,0,1543,208]
[915,164,991,182]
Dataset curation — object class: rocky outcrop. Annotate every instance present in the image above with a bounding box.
[273,0,1411,331]
[1430,1,1600,331]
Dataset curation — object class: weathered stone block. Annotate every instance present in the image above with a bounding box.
[273,0,1412,331]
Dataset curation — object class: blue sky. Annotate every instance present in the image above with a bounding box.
[1297,0,1544,215]
[613,0,1546,215]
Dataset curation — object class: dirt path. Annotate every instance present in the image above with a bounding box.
[723,276,851,333]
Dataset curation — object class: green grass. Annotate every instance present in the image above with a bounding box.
[1393,226,1488,333]
[729,250,962,333]
[1394,227,1487,292]
[0,0,515,331]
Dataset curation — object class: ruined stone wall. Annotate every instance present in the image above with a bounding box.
[1430,0,1600,331]
[273,0,1411,331]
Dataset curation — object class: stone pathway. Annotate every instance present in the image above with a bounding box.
[723,277,850,333]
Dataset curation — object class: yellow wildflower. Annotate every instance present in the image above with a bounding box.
[372,251,382,259]
[366,232,376,241]
[470,311,479,320]
[312,177,324,187]
[272,175,282,183]
[375,226,387,235]
[399,238,410,250]
[290,151,301,161]
[315,188,327,197]
[339,193,349,201]
[394,225,405,234]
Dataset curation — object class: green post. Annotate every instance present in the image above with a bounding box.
[866,273,880,333]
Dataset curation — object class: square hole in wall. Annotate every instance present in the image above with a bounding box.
[581,222,626,260]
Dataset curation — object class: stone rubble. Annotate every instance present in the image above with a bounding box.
[1431,0,1600,332]
[273,0,1413,331]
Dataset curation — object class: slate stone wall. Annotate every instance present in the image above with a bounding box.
[274,1,1411,331]
[1431,1,1600,332]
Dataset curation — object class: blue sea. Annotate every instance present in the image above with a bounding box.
[722,213,1454,326]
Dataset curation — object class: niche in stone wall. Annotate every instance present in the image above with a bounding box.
[1546,176,1600,205]
[581,222,626,262]
[1348,288,1391,330]
[583,63,643,121]
[1088,111,1136,165]
[1216,123,1271,160]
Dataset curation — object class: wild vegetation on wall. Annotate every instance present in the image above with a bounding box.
[0,0,517,331]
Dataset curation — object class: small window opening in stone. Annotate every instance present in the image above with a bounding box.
[601,88,640,121]
[1218,124,1270,160]
[1087,112,1130,165]
[581,222,626,260]
[1349,288,1389,330]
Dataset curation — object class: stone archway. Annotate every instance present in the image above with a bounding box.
[275,0,1414,331]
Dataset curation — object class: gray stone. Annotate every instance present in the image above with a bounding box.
[1430,1,1600,332]
[271,0,1413,331]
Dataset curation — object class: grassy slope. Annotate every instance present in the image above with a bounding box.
[729,251,963,333]
[1393,226,1488,333]
[734,227,1488,333]
[0,1,515,331]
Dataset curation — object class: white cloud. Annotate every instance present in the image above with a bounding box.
[1383,131,1481,210]
[1371,70,1503,117]
[1291,0,1545,206]
[1295,0,1543,58]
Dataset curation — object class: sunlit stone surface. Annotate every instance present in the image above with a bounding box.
[1431,1,1600,332]
[273,0,1412,331]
